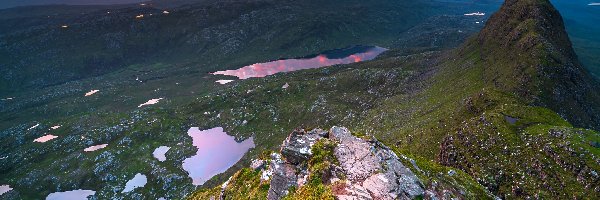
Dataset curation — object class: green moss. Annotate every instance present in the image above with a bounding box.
[282,139,337,200]
[188,168,269,200]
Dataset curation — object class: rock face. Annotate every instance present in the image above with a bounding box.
[280,129,326,165]
[265,126,425,200]
[267,128,326,200]
[267,153,300,200]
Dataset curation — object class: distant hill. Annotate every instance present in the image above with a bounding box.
[0,0,146,9]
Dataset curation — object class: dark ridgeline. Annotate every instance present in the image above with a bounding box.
[473,0,600,130]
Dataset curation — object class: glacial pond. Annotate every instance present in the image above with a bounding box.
[212,45,387,79]
[84,144,108,152]
[153,146,171,162]
[34,134,58,143]
[183,127,255,185]
[122,173,147,193]
[46,190,95,200]
[0,185,12,196]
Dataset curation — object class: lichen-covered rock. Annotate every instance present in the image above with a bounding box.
[267,128,327,200]
[267,153,298,200]
[280,128,324,165]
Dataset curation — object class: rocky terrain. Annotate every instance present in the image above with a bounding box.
[1,0,599,199]
[189,126,496,200]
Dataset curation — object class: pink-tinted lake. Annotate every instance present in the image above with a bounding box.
[212,46,387,79]
[182,127,255,185]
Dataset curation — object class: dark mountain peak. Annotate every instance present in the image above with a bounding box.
[479,0,577,59]
[467,0,600,129]
[478,0,577,62]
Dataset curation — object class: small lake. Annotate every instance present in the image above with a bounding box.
[84,144,108,152]
[212,46,387,79]
[46,190,95,200]
[122,173,147,193]
[153,146,171,162]
[0,185,12,196]
[34,134,58,143]
[183,127,255,185]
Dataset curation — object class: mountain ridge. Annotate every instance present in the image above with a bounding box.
[472,0,600,130]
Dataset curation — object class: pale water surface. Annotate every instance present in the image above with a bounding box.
[182,127,255,185]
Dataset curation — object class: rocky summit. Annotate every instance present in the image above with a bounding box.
[189,126,498,200]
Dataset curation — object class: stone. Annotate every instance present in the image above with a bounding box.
[250,159,265,170]
[280,129,323,165]
[330,126,425,200]
[267,153,298,200]
[330,126,381,182]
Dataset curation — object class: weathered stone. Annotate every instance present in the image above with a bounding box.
[280,129,323,165]
[267,153,298,200]
[250,159,265,170]
[330,126,381,182]
[330,126,425,200]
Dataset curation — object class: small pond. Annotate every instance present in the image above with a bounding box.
[153,146,171,162]
[0,185,12,196]
[183,127,255,185]
[122,173,147,193]
[46,190,95,200]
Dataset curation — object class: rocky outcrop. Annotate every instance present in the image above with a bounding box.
[267,153,300,200]
[190,126,497,200]
[266,128,326,200]
[280,129,327,165]
[330,126,424,200]
[265,126,425,200]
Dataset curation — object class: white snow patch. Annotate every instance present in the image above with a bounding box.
[153,146,171,162]
[46,190,95,200]
[28,124,40,130]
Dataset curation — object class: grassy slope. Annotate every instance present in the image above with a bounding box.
[0,0,435,94]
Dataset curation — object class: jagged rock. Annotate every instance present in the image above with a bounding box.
[266,126,425,200]
[267,129,325,199]
[250,159,266,170]
[267,153,299,200]
[330,126,381,181]
[280,128,324,165]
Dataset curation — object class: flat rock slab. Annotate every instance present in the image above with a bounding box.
[329,126,425,200]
